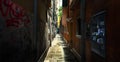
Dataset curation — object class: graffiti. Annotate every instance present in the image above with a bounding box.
[0,0,30,28]
[0,0,33,44]
[0,0,12,17]
[6,18,22,28]
[0,1,33,61]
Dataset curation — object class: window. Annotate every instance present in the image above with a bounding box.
[90,11,106,57]
[62,0,68,7]
[76,18,81,38]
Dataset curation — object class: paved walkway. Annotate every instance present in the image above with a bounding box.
[44,34,79,62]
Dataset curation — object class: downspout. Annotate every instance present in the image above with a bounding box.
[53,0,55,36]
[48,11,52,46]
[34,0,38,61]
[53,0,55,21]
[80,0,86,62]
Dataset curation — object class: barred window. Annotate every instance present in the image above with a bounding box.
[91,11,106,58]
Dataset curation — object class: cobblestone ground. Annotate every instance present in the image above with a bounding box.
[44,34,79,62]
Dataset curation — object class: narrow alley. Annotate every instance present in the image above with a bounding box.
[43,34,79,62]
[0,0,120,62]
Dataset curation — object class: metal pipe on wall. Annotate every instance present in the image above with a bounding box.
[80,0,86,62]
[34,0,38,61]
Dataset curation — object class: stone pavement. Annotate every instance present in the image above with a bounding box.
[44,34,79,62]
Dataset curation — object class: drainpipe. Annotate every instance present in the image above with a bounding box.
[34,0,38,61]
[80,0,86,62]
[53,0,55,36]
[48,11,52,46]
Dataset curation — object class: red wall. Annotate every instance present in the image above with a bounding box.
[106,0,120,62]
[62,7,70,43]
[62,0,81,54]
[86,0,120,62]
[62,0,120,62]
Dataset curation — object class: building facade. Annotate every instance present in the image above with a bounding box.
[0,0,50,62]
[61,0,120,62]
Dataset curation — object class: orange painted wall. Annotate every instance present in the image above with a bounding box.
[71,8,81,53]
[62,0,81,54]
[62,0,120,62]
[62,7,71,43]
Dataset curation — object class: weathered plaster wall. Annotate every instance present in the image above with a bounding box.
[0,0,34,61]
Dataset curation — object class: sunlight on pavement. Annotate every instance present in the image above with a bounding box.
[44,34,65,62]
